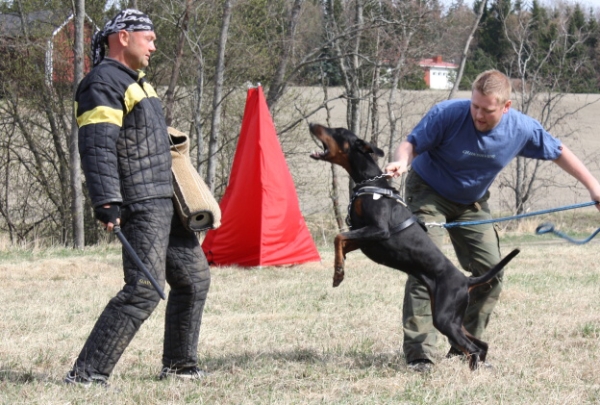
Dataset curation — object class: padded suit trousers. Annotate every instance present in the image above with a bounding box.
[402,170,502,364]
[72,198,211,380]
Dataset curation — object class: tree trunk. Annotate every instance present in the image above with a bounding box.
[266,0,304,112]
[0,127,16,243]
[324,0,362,132]
[206,0,233,192]
[321,69,344,231]
[324,0,363,197]
[15,0,30,38]
[70,0,85,248]
[41,91,70,242]
[348,0,363,134]
[15,3,70,243]
[448,0,487,99]
[164,0,192,126]
[370,28,381,158]
[386,34,413,160]
[194,52,205,175]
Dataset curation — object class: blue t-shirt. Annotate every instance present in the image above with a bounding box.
[408,99,562,204]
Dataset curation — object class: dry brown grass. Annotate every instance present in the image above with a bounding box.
[1,237,600,404]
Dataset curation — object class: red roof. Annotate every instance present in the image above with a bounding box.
[418,55,458,69]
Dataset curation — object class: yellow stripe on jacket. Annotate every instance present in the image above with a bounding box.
[76,81,159,128]
[76,104,123,128]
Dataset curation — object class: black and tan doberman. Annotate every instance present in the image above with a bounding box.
[308,123,519,370]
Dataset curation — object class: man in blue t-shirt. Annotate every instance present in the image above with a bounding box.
[385,69,600,372]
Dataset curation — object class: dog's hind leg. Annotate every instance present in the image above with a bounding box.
[439,324,484,370]
[432,293,485,370]
[462,328,489,362]
[440,325,487,370]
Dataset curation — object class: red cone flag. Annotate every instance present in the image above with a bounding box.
[202,86,320,267]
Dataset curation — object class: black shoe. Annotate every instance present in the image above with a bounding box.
[64,370,108,388]
[407,359,433,373]
[158,366,208,381]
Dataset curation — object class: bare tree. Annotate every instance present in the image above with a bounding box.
[380,0,440,159]
[0,3,101,245]
[163,0,193,126]
[498,5,599,213]
[70,0,85,248]
[320,67,345,231]
[192,46,206,174]
[448,0,487,99]
[206,0,234,192]
[324,0,364,134]
[368,35,381,152]
[266,0,305,111]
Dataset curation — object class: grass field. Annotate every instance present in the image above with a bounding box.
[1,229,600,404]
[1,87,599,403]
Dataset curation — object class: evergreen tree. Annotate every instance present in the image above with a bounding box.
[585,8,600,90]
[571,4,598,92]
[476,0,513,70]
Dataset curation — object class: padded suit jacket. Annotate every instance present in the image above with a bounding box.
[75,58,173,208]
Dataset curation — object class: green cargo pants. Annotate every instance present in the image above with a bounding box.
[402,170,502,364]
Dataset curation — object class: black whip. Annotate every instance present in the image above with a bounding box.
[114,226,166,300]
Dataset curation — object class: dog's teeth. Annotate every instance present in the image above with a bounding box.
[310,149,327,158]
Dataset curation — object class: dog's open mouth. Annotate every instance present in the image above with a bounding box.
[310,144,329,160]
[309,124,333,160]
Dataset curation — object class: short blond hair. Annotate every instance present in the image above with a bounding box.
[472,70,512,104]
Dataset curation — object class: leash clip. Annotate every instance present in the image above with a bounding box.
[425,222,446,228]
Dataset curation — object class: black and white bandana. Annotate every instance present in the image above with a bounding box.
[91,9,154,67]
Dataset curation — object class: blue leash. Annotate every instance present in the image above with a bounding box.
[426,201,598,229]
[535,222,600,245]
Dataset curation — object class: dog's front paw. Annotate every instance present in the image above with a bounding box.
[333,267,345,287]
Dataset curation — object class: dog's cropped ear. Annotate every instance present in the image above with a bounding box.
[356,139,385,157]
[371,144,385,157]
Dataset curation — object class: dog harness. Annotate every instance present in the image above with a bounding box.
[347,186,425,234]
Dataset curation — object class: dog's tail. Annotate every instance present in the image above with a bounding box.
[467,248,520,290]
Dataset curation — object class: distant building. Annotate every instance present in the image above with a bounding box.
[46,13,95,85]
[418,55,458,90]
[0,10,95,88]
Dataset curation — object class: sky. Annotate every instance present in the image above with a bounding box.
[447,0,600,9]
[532,0,600,9]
